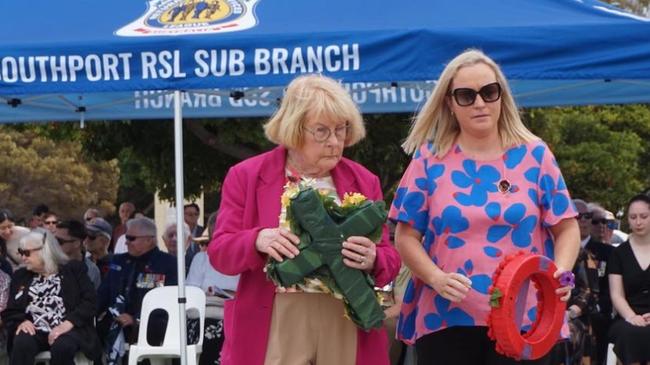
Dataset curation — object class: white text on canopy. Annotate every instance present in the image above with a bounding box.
[0,43,360,84]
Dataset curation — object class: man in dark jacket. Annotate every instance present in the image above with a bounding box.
[96,217,177,363]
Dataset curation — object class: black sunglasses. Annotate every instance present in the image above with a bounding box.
[19,233,45,257]
[450,82,502,107]
[55,236,78,245]
[577,212,593,220]
[18,247,43,257]
[591,218,609,225]
[125,235,152,242]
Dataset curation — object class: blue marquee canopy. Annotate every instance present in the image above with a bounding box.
[1,0,650,122]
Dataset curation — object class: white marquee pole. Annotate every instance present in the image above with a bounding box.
[173,90,188,365]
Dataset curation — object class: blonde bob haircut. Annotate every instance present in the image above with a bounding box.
[402,49,538,157]
[264,74,366,149]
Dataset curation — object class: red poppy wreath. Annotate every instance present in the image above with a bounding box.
[487,251,568,360]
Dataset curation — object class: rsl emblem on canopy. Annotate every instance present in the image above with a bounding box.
[116,0,260,37]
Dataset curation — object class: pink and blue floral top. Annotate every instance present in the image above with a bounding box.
[389,140,576,344]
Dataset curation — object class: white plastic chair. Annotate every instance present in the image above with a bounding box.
[606,343,617,365]
[34,350,92,365]
[128,286,206,365]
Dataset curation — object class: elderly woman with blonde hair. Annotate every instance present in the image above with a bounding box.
[390,49,579,365]
[1,229,100,365]
[208,74,400,365]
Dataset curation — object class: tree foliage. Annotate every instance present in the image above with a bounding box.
[524,105,650,211]
[346,114,411,198]
[17,101,643,219]
[81,118,272,207]
[79,115,413,207]
[604,0,650,16]
[0,127,119,221]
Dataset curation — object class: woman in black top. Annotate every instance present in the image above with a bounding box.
[608,194,650,365]
[1,229,101,365]
[0,210,22,275]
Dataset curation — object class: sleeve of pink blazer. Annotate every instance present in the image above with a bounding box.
[365,173,401,287]
[208,165,268,276]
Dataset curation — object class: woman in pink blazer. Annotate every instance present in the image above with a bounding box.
[208,74,401,365]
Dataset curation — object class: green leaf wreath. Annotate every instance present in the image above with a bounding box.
[265,180,387,330]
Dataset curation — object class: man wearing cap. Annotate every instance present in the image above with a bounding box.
[56,220,102,289]
[85,217,113,281]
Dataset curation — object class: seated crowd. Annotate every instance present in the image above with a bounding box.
[0,203,237,365]
[0,194,647,365]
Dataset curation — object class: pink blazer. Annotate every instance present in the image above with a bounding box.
[208,146,400,365]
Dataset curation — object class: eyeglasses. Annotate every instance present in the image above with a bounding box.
[449,82,502,107]
[591,218,617,228]
[125,235,153,242]
[44,220,58,226]
[303,123,349,143]
[55,236,78,245]
[577,212,593,220]
[18,246,43,257]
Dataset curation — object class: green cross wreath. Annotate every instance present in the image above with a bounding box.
[265,181,387,330]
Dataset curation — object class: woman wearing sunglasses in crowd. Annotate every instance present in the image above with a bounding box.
[390,49,580,365]
[1,229,101,365]
[607,194,650,365]
[0,209,30,274]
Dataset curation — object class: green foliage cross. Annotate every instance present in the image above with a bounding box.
[271,188,387,330]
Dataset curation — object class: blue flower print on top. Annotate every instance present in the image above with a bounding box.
[532,145,545,165]
[415,160,445,196]
[485,202,501,222]
[414,141,435,159]
[392,187,429,233]
[424,294,475,331]
[457,260,492,294]
[392,187,407,210]
[483,246,503,258]
[432,206,469,249]
[504,145,527,169]
[451,160,500,207]
[487,203,538,248]
[525,167,541,206]
[422,229,436,253]
[521,306,538,333]
[543,237,555,260]
[398,307,419,340]
[539,174,570,216]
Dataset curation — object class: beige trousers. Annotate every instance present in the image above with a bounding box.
[264,293,357,365]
